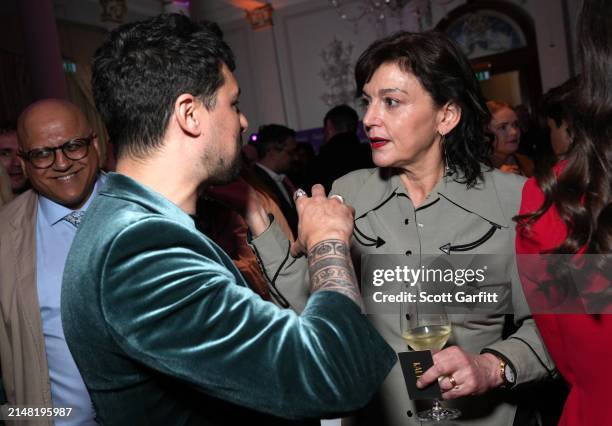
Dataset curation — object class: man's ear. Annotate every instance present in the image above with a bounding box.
[437,101,462,136]
[174,94,203,137]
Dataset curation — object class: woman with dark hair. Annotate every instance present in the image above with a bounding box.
[487,100,535,176]
[516,0,612,424]
[540,77,578,162]
[251,31,553,425]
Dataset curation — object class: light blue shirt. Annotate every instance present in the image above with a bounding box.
[36,175,105,426]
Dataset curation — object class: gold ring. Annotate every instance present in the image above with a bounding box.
[448,375,457,388]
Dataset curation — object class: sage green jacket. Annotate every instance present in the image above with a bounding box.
[251,167,556,426]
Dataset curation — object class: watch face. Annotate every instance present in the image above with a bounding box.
[504,364,516,383]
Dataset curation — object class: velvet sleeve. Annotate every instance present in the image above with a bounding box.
[101,217,396,420]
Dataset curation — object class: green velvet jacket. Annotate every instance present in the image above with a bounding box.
[61,173,396,426]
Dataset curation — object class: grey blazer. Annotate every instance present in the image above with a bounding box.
[250,167,556,426]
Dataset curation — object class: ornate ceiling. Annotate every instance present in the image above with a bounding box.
[46,0,313,29]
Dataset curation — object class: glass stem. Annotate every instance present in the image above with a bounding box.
[432,399,443,420]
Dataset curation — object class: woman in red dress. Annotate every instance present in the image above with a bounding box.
[516,1,612,425]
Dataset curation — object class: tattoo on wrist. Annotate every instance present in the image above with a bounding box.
[308,239,363,309]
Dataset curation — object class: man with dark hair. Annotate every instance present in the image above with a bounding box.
[61,14,395,426]
[541,77,578,160]
[253,123,299,236]
[309,104,373,193]
[0,121,28,194]
[323,104,359,141]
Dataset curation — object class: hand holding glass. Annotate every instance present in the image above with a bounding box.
[400,303,460,422]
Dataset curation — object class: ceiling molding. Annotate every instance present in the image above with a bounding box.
[52,0,160,29]
[40,0,318,29]
[193,0,313,25]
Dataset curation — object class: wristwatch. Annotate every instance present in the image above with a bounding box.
[497,356,516,387]
[482,349,516,387]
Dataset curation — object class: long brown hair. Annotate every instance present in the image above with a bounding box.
[517,0,611,305]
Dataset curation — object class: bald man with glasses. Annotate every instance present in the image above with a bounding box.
[0,99,102,425]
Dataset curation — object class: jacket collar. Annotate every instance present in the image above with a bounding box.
[352,166,510,228]
[100,172,196,229]
[38,174,106,226]
[7,189,38,230]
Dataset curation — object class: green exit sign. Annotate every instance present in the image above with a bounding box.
[476,70,491,81]
[63,60,77,74]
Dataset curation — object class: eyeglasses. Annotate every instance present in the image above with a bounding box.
[20,133,94,169]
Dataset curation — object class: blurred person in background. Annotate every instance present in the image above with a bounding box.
[197,150,296,306]
[307,104,373,193]
[287,141,315,190]
[253,124,299,237]
[541,77,578,163]
[487,100,535,177]
[0,121,29,194]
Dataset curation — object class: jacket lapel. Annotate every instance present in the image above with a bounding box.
[350,170,404,252]
[348,168,510,254]
[437,171,510,229]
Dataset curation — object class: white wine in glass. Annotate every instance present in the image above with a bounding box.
[401,324,452,352]
[400,303,460,422]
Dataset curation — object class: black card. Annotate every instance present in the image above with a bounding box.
[398,351,441,400]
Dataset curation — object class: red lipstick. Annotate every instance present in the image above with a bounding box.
[370,137,389,149]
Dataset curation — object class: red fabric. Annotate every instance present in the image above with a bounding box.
[516,172,612,426]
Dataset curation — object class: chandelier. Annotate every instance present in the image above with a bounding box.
[328,0,456,30]
[328,0,411,24]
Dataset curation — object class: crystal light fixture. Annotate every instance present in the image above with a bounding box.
[328,0,410,24]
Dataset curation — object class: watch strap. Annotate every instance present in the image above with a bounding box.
[480,349,516,388]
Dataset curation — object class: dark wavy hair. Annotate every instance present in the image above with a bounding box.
[354,31,491,187]
[92,14,235,158]
[541,76,578,128]
[517,0,611,307]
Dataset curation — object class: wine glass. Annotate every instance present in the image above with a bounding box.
[400,302,461,422]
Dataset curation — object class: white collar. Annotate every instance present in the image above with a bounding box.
[256,163,286,182]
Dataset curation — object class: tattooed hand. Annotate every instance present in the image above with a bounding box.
[290,185,362,308]
[291,184,354,256]
[307,239,363,309]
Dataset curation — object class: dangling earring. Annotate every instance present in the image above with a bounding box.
[440,132,451,177]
